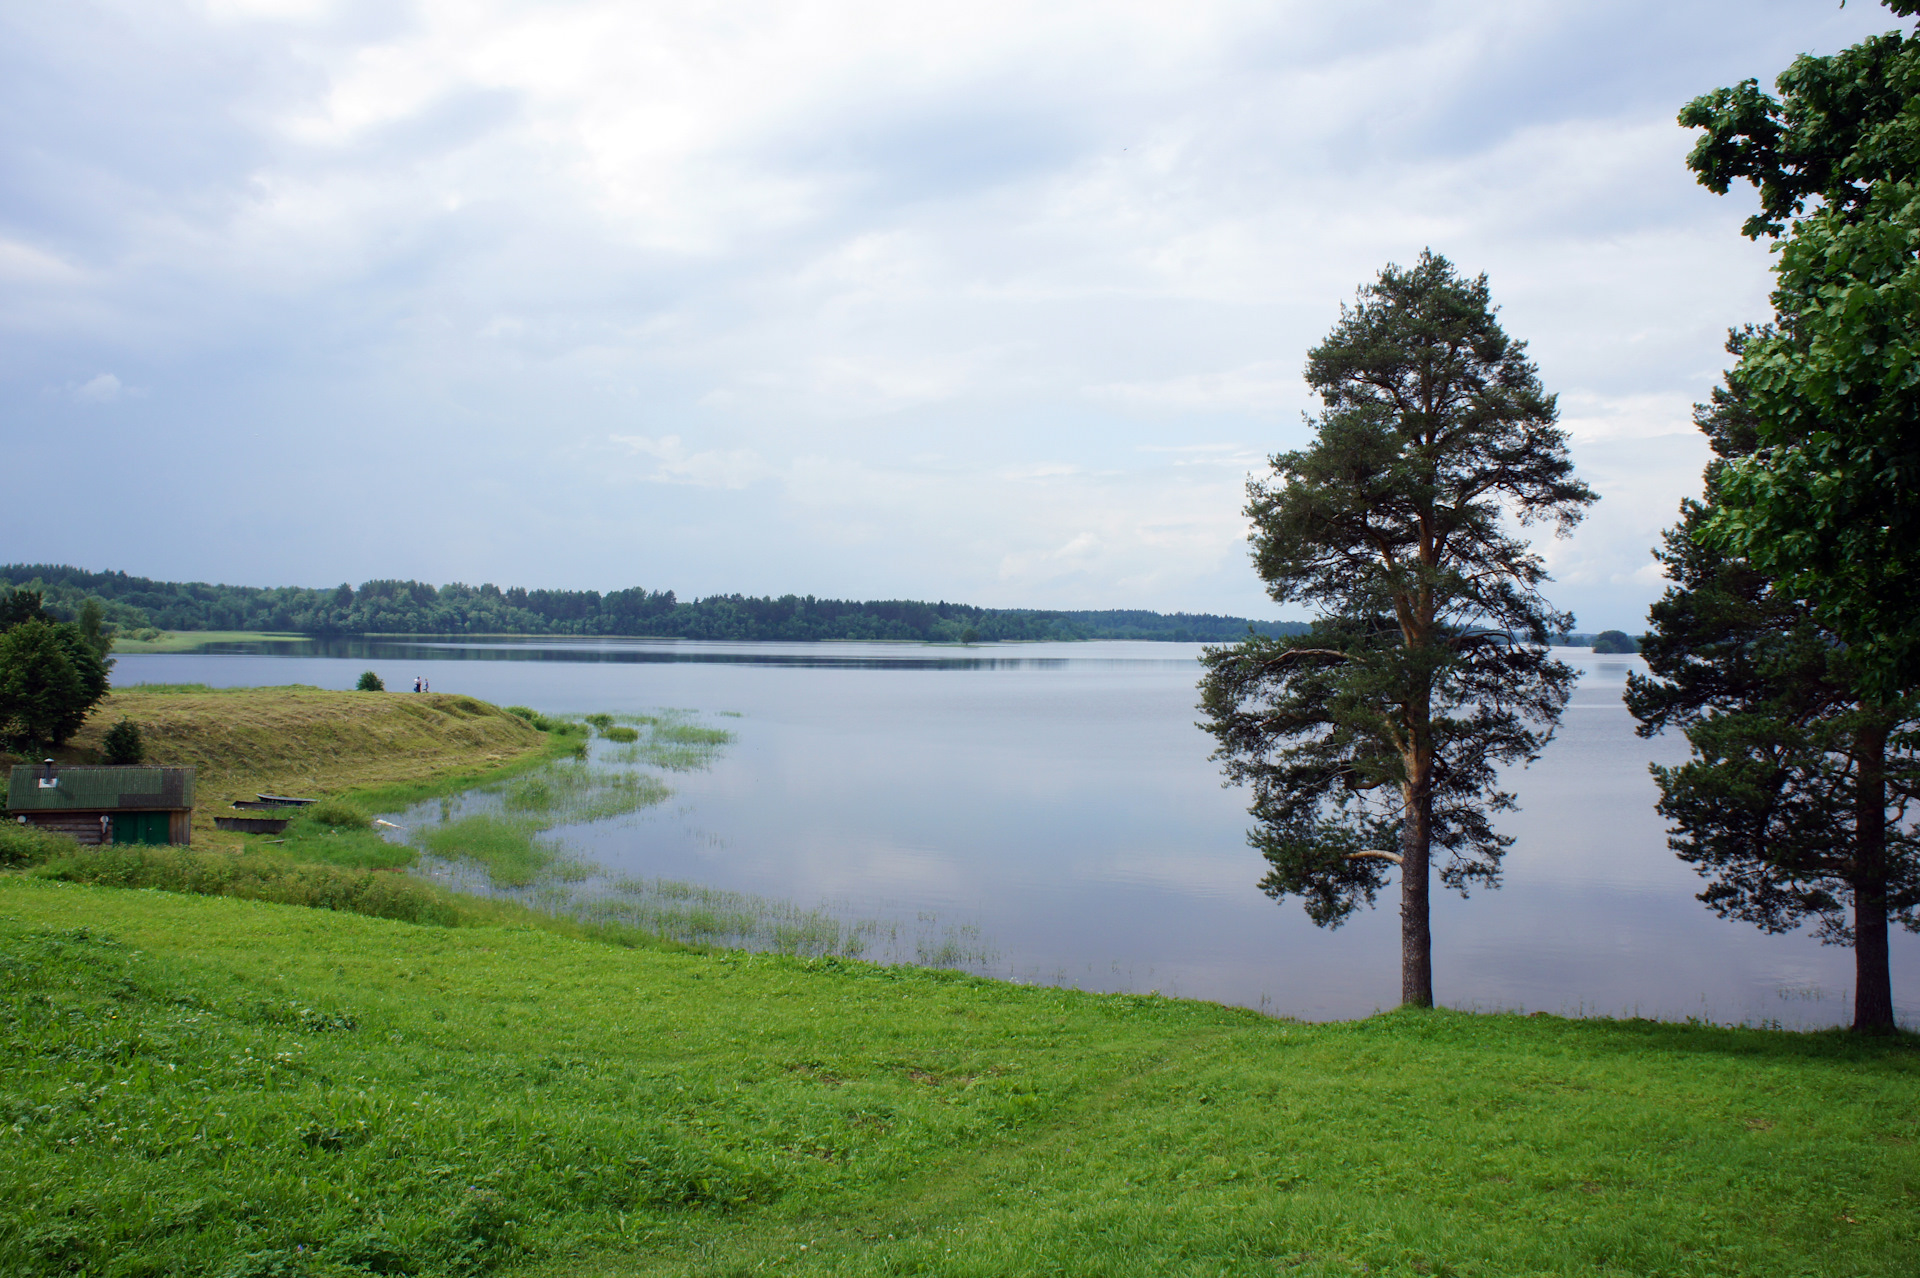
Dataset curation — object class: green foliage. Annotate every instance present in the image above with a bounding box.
[303,798,371,830]
[101,717,145,764]
[0,617,111,749]
[1681,10,1920,701]
[1,882,1916,1278]
[355,669,385,691]
[583,712,614,730]
[1201,251,1592,1006]
[0,822,78,867]
[1625,339,1920,1032]
[30,847,463,926]
[601,725,640,743]
[1591,630,1638,654]
[0,564,1312,643]
[76,596,113,663]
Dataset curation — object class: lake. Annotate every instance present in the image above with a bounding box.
[116,638,1918,1028]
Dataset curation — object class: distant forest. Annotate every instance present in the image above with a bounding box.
[0,565,1310,644]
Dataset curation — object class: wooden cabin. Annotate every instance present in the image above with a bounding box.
[6,761,194,846]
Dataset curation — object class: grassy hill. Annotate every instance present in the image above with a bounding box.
[2,880,1915,1277]
[10,687,552,846]
[2,687,1915,1276]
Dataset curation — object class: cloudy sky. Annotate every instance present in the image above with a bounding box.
[0,1,1898,626]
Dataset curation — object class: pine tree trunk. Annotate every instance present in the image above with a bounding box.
[1852,718,1895,1034]
[1400,770,1434,1008]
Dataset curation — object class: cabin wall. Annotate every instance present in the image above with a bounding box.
[16,809,193,847]
[19,812,108,846]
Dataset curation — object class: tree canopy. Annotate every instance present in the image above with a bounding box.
[1680,1,1920,701]
[1200,251,1594,1008]
[0,592,112,751]
[0,566,1306,645]
[1626,332,1919,1032]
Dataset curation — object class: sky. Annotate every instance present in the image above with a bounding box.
[0,0,1902,628]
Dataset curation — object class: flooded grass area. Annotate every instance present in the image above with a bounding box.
[390,707,993,969]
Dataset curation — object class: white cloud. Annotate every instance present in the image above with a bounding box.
[73,373,124,403]
[0,0,1895,616]
[608,433,772,489]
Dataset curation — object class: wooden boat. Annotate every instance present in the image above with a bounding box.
[214,815,291,834]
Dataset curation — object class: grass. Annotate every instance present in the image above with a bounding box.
[109,630,307,653]
[1,879,1915,1278]
[413,759,673,888]
[606,711,734,771]
[4,686,562,849]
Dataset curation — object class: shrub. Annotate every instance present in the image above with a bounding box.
[0,821,79,867]
[355,670,385,691]
[304,798,371,829]
[30,846,461,926]
[101,717,144,764]
[602,725,640,743]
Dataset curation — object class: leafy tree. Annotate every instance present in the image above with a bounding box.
[0,619,109,750]
[0,588,49,631]
[102,718,145,765]
[1626,333,1919,1033]
[1591,630,1638,655]
[77,597,114,665]
[1200,251,1595,1007]
[1680,1,1920,701]
[356,670,386,692]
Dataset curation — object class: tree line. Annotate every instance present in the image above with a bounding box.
[0,566,1309,645]
[1201,2,1919,1033]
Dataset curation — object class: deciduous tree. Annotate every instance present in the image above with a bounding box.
[1680,1,1920,702]
[1626,333,1919,1033]
[1200,251,1594,1007]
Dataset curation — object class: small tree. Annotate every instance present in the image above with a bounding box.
[0,619,110,750]
[1626,335,1919,1032]
[102,718,145,765]
[356,670,385,692]
[1201,251,1595,1007]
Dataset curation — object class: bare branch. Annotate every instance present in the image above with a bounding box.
[1257,648,1360,669]
[1345,850,1405,865]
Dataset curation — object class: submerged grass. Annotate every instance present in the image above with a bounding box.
[2,879,1915,1278]
[606,711,734,771]
[415,758,673,889]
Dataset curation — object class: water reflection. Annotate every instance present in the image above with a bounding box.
[114,641,1918,1028]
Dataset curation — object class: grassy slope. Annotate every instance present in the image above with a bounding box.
[44,688,553,844]
[3,880,1915,1278]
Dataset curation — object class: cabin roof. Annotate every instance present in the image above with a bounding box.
[6,765,195,812]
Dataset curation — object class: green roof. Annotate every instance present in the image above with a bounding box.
[6,765,194,812]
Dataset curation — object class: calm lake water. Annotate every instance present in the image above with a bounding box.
[118,638,1918,1028]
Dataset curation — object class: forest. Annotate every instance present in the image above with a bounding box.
[0,564,1309,644]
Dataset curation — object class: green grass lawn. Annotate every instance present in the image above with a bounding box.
[3,878,1914,1278]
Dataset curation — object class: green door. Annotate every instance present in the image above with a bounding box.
[112,812,170,846]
